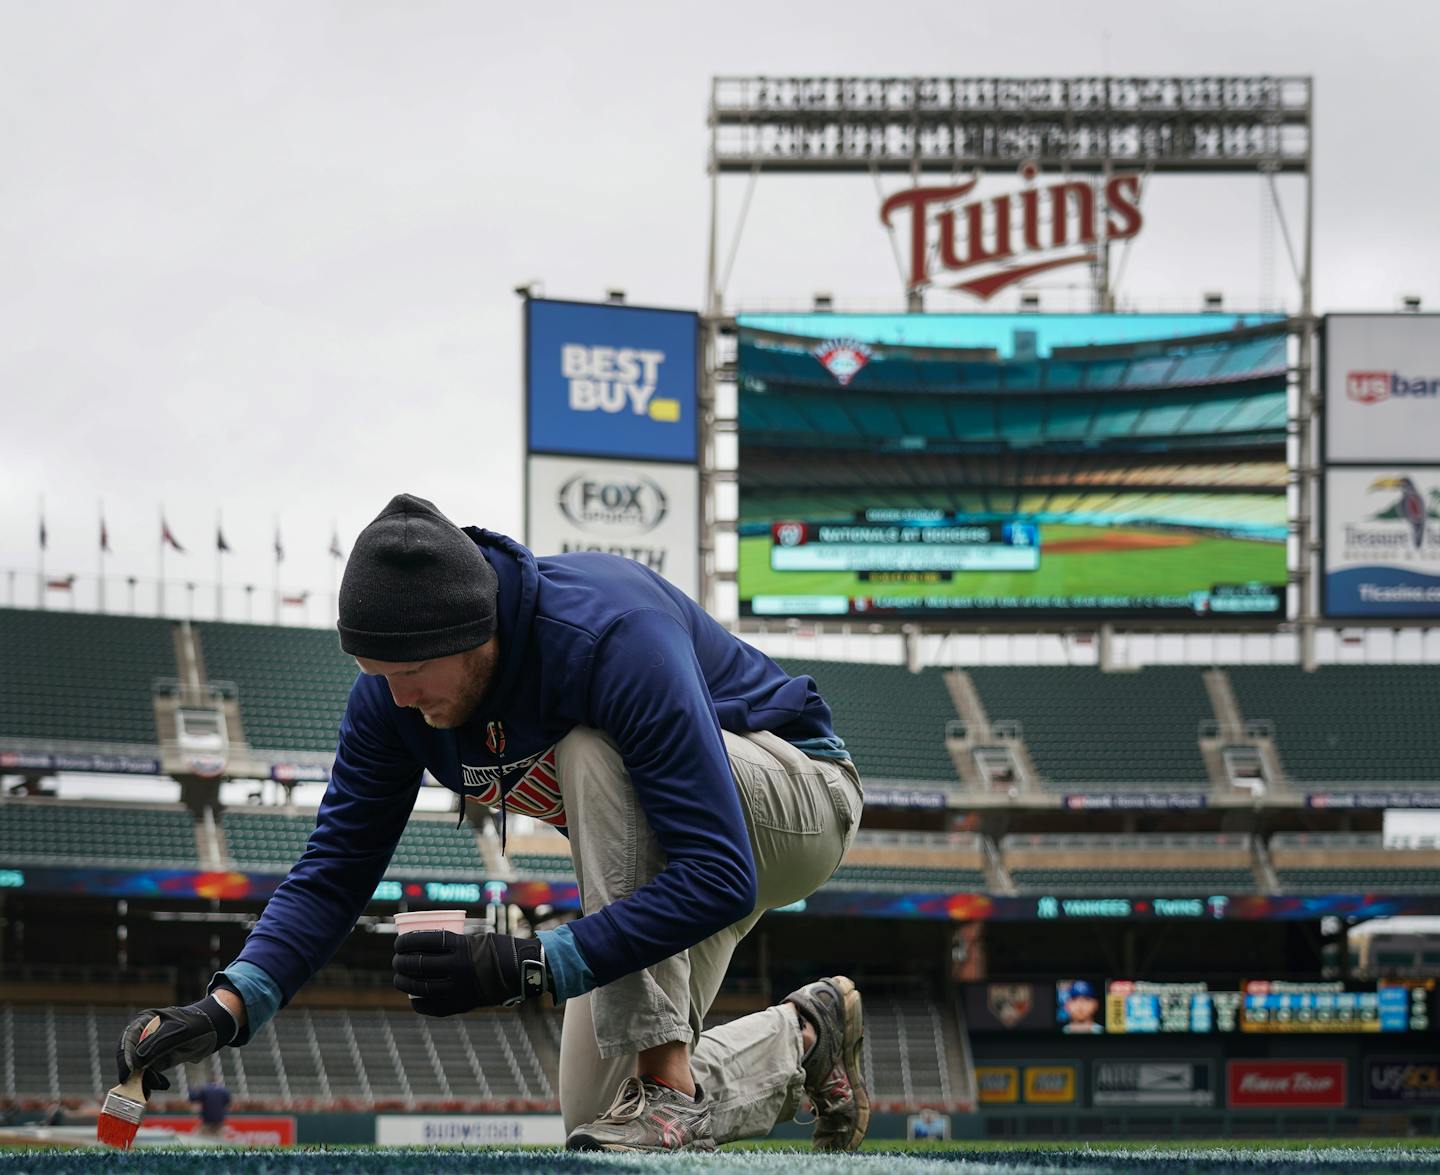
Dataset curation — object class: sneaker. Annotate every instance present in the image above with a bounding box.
[785,975,869,1151]
[565,1075,717,1152]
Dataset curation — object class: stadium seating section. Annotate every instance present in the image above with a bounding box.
[0,798,198,866]
[0,996,960,1111]
[1001,834,1258,894]
[968,667,1212,785]
[1228,667,1440,783]
[195,621,356,753]
[776,659,957,783]
[1269,833,1440,893]
[223,809,485,876]
[0,607,175,746]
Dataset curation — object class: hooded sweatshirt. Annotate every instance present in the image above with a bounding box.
[216,530,845,1030]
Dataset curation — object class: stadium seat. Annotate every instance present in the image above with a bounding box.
[0,798,198,866]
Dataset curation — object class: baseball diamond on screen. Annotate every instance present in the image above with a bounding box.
[736,313,1291,621]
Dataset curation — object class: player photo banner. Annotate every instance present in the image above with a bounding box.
[526,454,699,600]
[526,299,699,463]
[1325,314,1440,463]
[1323,467,1440,618]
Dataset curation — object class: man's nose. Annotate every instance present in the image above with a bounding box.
[389,678,417,707]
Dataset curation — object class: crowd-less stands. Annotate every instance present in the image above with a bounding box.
[775,659,957,784]
[222,808,485,877]
[0,608,174,746]
[194,621,355,754]
[0,797,198,867]
[1269,833,1440,893]
[1001,834,1259,895]
[966,666,1212,786]
[1228,666,1440,783]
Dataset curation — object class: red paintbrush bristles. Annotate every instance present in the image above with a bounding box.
[96,1072,147,1149]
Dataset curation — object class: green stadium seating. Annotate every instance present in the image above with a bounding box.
[510,852,575,878]
[1276,869,1440,893]
[967,667,1211,785]
[1228,667,1440,783]
[195,621,357,753]
[1008,868,1256,894]
[775,659,958,784]
[0,608,175,745]
[0,799,197,865]
[224,809,485,876]
[826,864,986,891]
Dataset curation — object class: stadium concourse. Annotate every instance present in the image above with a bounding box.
[2,605,1440,1145]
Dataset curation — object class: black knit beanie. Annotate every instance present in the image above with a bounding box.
[337,494,498,661]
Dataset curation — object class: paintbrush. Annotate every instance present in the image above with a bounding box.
[96,1015,160,1150]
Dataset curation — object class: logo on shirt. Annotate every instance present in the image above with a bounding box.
[485,720,506,757]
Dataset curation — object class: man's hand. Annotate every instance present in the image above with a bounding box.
[115,995,239,1097]
[393,930,548,1016]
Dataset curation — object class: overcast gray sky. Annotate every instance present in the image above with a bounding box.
[3,0,1438,621]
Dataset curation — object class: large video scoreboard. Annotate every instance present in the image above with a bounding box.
[965,979,1434,1035]
[1105,980,1431,1035]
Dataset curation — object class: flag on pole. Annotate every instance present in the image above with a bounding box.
[46,575,75,591]
[100,517,111,553]
[274,526,284,564]
[282,590,310,606]
[162,518,185,553]
[39,516,47,551]
[329,528,343,560]
[217,527,232,554]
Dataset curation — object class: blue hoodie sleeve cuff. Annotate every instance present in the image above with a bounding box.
[209,961,284,1046]
[537,925,595,1004]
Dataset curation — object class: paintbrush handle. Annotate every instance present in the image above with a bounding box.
[120,1014,163,1100]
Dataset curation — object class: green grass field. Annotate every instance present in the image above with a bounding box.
[739,524,1285,610]
[6,1141,1440,1174]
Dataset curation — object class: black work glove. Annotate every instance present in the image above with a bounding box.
[116,995,239,1097]
[393,930,549,1016]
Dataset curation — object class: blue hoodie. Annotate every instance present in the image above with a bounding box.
[219,530,844,1028]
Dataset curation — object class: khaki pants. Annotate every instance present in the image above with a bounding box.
[553,726,863,1142]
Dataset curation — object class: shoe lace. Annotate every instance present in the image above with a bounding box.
[596,1076,649,1124]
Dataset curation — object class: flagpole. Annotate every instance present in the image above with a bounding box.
[97,500,106,614]
[272,517,281,625]
[37,495,45,611]
[157,506,165,617]
[215,510,223,621]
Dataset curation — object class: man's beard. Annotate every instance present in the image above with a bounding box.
[419,645,494,729]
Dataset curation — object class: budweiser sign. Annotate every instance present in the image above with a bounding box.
[880,164,1144,299]
[1226,1061,1347,1108]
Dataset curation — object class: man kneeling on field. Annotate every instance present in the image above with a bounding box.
[115,493,868,1152]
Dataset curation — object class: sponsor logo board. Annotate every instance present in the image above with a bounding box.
[1093,1060,1215,1106]
[1226,1060,1346,1108]
[526,454,699,599]
[1326,315,1440,462]
[1023,1064,1078,1105]
[527,299,698,462]
[1365,1058,1440,1106]
[1324,467,1440,618]
[964,982,1052,1031]
[375,1115,566,1146]
[145,1116,295,1146]
[975,1066,1020,1104]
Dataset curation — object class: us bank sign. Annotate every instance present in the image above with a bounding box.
[881,165,1145,299]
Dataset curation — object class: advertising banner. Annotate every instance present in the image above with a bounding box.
[145,1116,295,1146]
[1093,1060,1215,1106]
[1325,315,1440,463]
[526,299,698,463]
[375,1115,566,1146]
[964,982,1054,1032]
[975,1066,1020,1104]
[1324,467,1440,618]
[1023,1064,1078,1105]
[1226,1060,1347,1108]
[1365,1058,1440,1106]
[525,454,699,599]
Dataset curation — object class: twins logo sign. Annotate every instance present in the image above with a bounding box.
[527,298,698,462]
